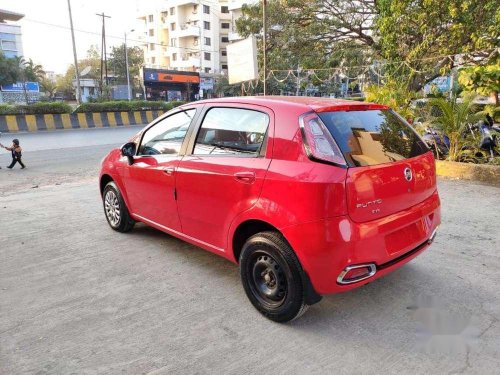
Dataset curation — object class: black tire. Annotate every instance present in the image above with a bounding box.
[239,231,309,322]
[102,181,135,233]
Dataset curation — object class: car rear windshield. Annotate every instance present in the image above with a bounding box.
[318,110,429,167]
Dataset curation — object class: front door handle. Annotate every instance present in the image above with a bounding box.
[163,167,175,176]
[234,171,256,184]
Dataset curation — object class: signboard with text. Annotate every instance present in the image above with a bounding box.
[143,69,200,84]
[1,82,40,92]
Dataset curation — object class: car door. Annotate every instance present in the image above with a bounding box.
[121,107,198,232]
[175,104,273,252]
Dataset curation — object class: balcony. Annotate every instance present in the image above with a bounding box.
[174,24,200,38]
[173,55,201,69]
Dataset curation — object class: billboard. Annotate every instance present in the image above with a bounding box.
[227,36,259,85]
[1,82,40,92]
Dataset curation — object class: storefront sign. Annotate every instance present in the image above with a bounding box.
[144,70,200,84]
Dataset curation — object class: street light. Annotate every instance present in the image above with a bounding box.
[124,29,135,101]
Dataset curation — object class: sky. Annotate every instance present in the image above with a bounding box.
[2,0,153,74]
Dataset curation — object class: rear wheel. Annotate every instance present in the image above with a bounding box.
[239,231,309,322]
[102,181,135,233]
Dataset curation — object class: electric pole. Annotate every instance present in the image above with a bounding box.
[96,12,111,96]
[67,0,81,104]
[262,0,267,96]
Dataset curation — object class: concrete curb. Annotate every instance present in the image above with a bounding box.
[436,160,500,186]
[0,110,164,133]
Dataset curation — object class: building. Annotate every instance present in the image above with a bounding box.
[0,8,24,58]
[138,0,234,75]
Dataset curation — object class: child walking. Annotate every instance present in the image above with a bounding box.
[1,139,26,169]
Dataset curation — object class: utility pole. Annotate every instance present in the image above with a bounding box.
[124,30,133,101]
[96,12,111,96]
[262,0,267,96]
[67,0,81,104]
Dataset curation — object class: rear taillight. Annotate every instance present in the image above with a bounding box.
[299,112,346,166]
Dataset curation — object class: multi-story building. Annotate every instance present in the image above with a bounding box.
[138,0,233,75]
[0,8,24,58]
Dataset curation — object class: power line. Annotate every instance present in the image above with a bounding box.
[23,17,224,54]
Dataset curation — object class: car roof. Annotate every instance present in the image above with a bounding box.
[187,96,388,113]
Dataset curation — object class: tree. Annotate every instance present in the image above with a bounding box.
[236,0,499,92]
[109,44,144,86]
[40,77,58,99]
[429,95,482,162]
[458,64,500,105]
[0,52,21,86]
[23,58,45,82]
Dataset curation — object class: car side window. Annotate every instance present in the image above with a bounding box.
[193,107,269,156]
[139,109,195,155]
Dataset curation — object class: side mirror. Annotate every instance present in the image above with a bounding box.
[121,142,136,165]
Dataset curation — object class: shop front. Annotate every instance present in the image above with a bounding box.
[143,68,200,102]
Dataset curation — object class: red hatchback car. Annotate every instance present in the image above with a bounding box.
[99,97,440,322]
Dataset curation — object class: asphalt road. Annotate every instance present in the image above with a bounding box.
[0,128,499,374]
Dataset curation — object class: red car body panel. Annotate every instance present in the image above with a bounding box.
[99,96,441,296]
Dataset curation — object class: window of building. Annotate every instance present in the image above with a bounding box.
[221,6,229,13]
[171,38,176,47]
[151,57,156,64]
[204,21,210,30]
[149,43,155,51]
[193,108,269,156]
[149,29,154,36]
[1,40,16,51]
[148,14,154,22]
[172,53,177,61]
[221,64,228,70]
[204,52,211,61]
[204,37,211,46]
[205,67,211,73]
[171,23,176,31]
[170,7,175,15]
[193,4,198,13]
[139,109,196,156]
[221,36,229,43]
[193,37,199,45]
[221,50,227,57]
[161,11,168,22]
[203,5,210,14]
[221,23,230,29]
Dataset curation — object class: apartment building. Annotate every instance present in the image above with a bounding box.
[0,8,24,58]
[138,0,234,74]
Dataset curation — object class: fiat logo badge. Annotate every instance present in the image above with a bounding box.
[404,167,413,181]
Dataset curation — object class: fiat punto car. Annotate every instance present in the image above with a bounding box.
[99,97,440,322]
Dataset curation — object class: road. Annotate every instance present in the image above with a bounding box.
[0,128,499,374]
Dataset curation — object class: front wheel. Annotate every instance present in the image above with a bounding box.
[239,231,309,322]
[102,181,135,233]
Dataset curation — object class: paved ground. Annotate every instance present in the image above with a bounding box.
[0,129,499,374]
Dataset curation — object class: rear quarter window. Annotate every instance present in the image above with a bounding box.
[193,107,269,156]
[318,110,429,167]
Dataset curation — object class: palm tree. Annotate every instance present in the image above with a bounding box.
[23,58,45,82]
[429,95,482,162]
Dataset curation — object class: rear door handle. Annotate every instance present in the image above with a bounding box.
[163,167,175,176]
[234,171,255,184]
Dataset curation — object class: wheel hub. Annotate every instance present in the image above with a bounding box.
[251,254,287,304]
[104,190,121,226]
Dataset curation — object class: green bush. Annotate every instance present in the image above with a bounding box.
[0,102,72,115]
[74,100,185,113]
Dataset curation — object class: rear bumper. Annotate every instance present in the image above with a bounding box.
[281,190,441,295]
